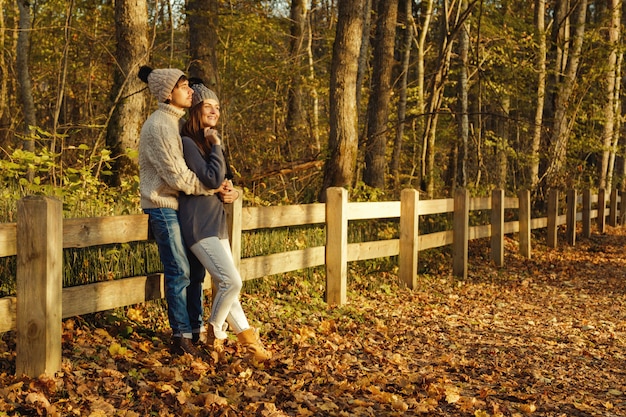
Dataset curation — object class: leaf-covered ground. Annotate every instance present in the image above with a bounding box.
[1,227,625,416]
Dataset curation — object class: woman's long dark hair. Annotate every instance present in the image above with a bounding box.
[181,99,234,181]
[181,103,211,157]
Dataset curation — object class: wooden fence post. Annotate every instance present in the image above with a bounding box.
[453,188,469,279]
[566,189,577,246]
[325,187,347,305]
[598,189,606,233]
[16,196,63,377]
[582,189,591,238]
[491,189,504,266]
[519,190,531,258]
[617,189,626,226]
[399,189,419,289]
[609,189,618,227]
[226,192,243,270]
[547,189,559,248]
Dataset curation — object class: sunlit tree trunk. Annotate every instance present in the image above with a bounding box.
[16,0,36,154]
[187,0,220,92]
[391,0,413,190]
[285,0,308,152]
[599,0,621,190]
[319,0,365,201]
[355,0,371,120]
[306,11,320,152]
[607,51,622,191]
[422,1,475,196]
[530,0,546,190]
[545,0,587,189]
[412,0,434,186]
[0,0,7,135]
[363,0,398,189]
[456,0,470,189]
[497,95,510,189]
[105,0,149,185]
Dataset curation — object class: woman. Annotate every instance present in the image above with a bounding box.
[179,81,271,364]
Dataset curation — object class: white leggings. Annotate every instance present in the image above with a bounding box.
[190,237,250,339]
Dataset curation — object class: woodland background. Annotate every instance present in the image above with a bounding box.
[1,0,625,215]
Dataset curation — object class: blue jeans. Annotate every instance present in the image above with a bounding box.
[144,208,205,336]
[190,237,250,339]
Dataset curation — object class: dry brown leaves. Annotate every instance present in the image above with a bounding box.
[1,227,625,416]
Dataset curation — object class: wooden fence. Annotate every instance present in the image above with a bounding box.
[0,187,622,377]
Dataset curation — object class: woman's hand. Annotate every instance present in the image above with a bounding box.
[203,127,221,146]
[218,180,239,204]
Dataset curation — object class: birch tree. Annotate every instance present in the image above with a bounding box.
[598,0,621,190]
[530,0,547,190]
[545,0,587,189]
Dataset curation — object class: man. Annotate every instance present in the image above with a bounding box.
[137,65,215,357]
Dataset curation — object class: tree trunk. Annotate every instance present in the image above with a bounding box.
[356,0,372,132]
[391,0,413,189]
[422,1,475,196]
[607,50,622,191]
[598,0,620,190]
[319,0,365,202]
[105,0,149,185]
[187,0,220,92]
[0,0,7,137]
[363,0,398,189]
[286,0,308,150]
[16,0,36,153]
[530,0,546,190]
[456,0,470,189]
[306,11,320,152]
[545,0,587,189]
[497,95,510,190]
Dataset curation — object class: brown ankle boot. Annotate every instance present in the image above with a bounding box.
[170,336,202,357]
[236,328,271,363]
[200,324,225,363]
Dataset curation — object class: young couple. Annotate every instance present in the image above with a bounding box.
[137,66,270,364]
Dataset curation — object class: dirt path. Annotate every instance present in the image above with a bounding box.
[1,227,625,416]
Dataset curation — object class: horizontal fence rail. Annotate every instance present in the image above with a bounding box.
[0,187,623,377]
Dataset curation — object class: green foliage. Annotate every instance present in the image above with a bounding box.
[0,145,140,222]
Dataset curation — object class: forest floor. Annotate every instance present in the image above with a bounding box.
[1,226,625,416]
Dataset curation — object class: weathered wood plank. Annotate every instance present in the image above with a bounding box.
[239,247,325,281]
[62,274,165,318]
[0,297,16,333]
[420,230,453,250]
[0,223,16,257]
[347,201,401,220]
[348,240,399,262]
[418,198,454,215]
[63,214,149,248]
[241,204,326,230]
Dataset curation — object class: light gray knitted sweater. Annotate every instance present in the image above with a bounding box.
[139,103,211,210]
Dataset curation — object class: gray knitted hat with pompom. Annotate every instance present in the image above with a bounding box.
[138,66,185,103]
[191,83,219,108]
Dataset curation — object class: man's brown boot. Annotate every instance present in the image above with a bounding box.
[170,336,202,357]
[236,328,271,363]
